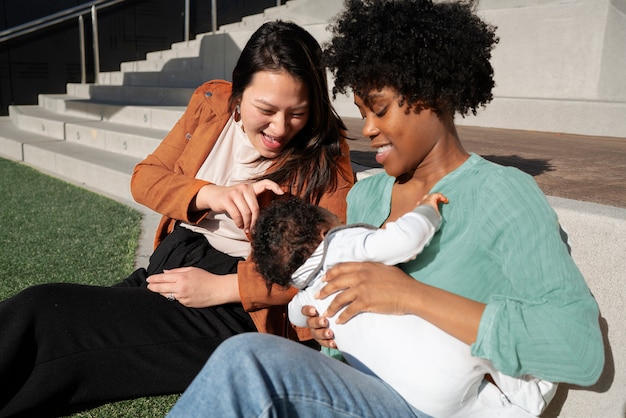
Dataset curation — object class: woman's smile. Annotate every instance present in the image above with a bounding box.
[239,70,310,158]
[260,132,284,150]
[375,143,393,164]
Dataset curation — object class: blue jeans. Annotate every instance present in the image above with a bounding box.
[168,333,430,418]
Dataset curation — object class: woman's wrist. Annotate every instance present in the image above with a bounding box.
[407,280,485,345]
[218,273,241,304]
[191,184,213,212]
[231,272,242,303]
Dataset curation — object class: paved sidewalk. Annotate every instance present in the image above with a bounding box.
[344,118,626,209]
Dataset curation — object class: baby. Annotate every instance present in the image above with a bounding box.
[252,196,555,417]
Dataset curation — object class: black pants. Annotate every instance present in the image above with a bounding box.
[0,225,256,417]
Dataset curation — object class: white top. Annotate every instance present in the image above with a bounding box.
[289,205,441,293]
[181,115,270,258]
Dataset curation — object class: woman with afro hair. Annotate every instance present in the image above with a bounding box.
[167,1,604,417]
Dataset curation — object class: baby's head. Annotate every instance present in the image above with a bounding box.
[252,196,341,288]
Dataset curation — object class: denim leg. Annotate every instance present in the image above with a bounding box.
[168,333,430,418]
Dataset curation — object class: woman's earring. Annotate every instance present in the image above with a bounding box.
[235,104,241,121]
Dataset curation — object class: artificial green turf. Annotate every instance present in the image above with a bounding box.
[0,158,179,416]
[0,159,140,295]
[67,395,180,417]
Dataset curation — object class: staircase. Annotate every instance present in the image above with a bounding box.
[0,0,353,205]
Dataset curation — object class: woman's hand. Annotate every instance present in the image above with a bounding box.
[302,306,337,349]
[193,180,284,233]
[322,262,486,345]
[320,262,420,324]
[146,267,240,308]
[298,263,414,348]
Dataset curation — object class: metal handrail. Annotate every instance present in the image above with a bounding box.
[0,0,282,84]
[0,0,129,43]
[0,0,133,84]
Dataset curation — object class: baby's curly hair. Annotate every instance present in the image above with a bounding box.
[251,197,337,288]
[324,0,499,116]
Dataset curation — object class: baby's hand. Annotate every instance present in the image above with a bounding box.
[418,192,449,214]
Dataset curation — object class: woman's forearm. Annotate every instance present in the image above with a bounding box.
[405,279,486,345]
[322,262,485,346]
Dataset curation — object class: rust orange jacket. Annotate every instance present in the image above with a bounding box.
[131,80,354,341]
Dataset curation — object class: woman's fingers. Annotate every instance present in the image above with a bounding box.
[217,180,284,230]
[247,180,284,230]
[302,305,336,348]
[321,262,417,323]
[252,179,284,196]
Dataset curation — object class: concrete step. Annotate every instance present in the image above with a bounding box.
[120,56,203,73]
[22,139,139,202]
[0,117,60,161]
[0,116,137,202]
[64,84,195,107]
[65,83,91,98]
[145,44,202,61]
[9,105,95,140]
[37,94,101,120]
[98,69,208,88]
[97,71,125,86]
[64,120,165,159]
[38,94,184,131]
[170,37,203,51]
[9,103,167,159]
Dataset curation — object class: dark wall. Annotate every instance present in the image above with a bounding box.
[0,0,282,115]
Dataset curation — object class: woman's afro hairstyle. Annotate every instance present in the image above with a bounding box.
[324,0,499,116]
[251,196,336,289]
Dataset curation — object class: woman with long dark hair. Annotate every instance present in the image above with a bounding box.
[0,20,353,417]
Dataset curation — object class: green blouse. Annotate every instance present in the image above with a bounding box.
[347,153,604,385]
